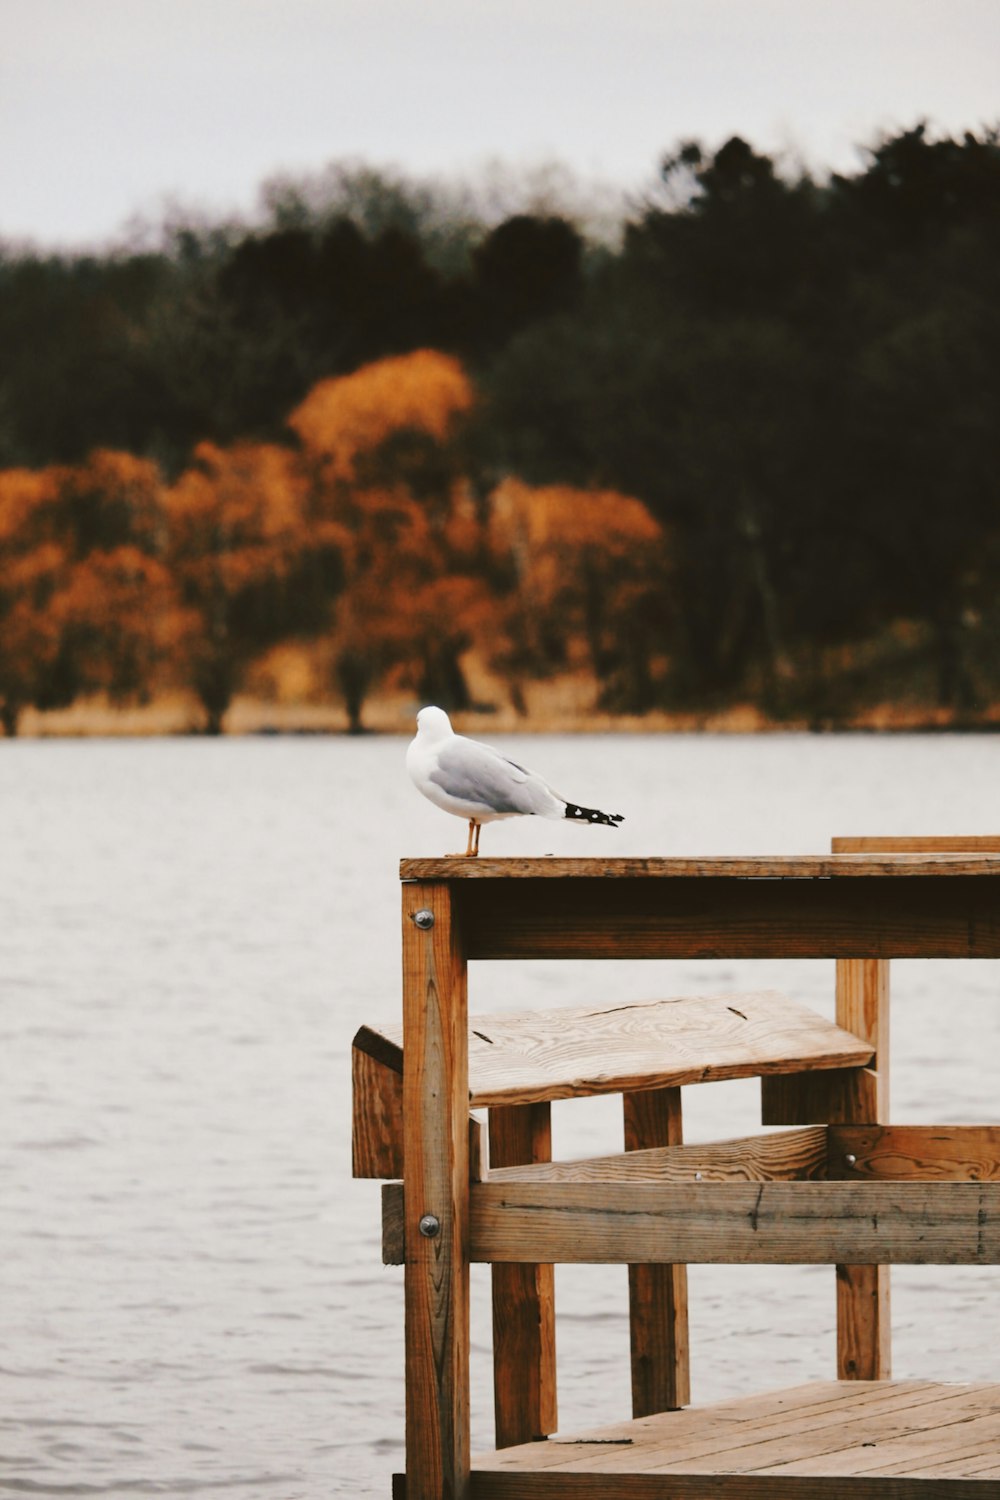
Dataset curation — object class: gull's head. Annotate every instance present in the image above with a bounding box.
[415,705,453,742]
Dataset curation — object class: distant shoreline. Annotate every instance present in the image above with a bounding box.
[9,692,1000,739]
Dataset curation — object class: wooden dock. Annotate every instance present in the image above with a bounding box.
[354,838,1000,1498]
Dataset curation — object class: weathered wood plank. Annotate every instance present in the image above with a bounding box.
[623,1086,689,1415]
[473,1381,941,1475]
[471,1474,998,1496]
[352,1043,404,1179]
[489,1103,558,1447]
[829,1125,1000,1181]
[486,1127,831,1186]
[832,837,1000,854]
[402,881,470,1500]
[450,875,1000,960]
[761,1067,879,1126]
[402,854,1000,879]
[366,991,873,1109]
[470,1381,1000,1496]
[834,953,890,1381]
[467,1181,1000,1264]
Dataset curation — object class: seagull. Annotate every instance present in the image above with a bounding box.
[406,705,624,856]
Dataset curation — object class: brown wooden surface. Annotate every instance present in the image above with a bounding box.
[361,990,873,1109]
[489,1103,558,1447]
[829,1125,1000,1180]
[352,1043,403,1179]
[467,1180,1000,1265]
[761,1067,880,1125]
[402,881,470,1500]
[834,953,891,1381]
[623,1086,689,1415]
[402,854,1000,878]
[470,1380,1000,1494]
[383,1127,1000,1264]
[833,837,1000,854]
[487,1127,831,1185]
[445,872,1000,961]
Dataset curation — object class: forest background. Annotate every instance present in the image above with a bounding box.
[2,123,999,736]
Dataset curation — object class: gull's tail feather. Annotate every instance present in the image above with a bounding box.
[563,802,624,828]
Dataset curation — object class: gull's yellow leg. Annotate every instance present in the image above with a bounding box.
[471,821,481,856]
[464,819,476,857]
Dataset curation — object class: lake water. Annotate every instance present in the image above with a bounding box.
[2,730,1000,1498]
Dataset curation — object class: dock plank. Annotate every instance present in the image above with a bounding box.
[358,990,872,1109]
[470,1380,1000,1496]
[468,1180,1000,1264]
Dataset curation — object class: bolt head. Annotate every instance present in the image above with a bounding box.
[412,909,435,930]
[418,1213,441,1238]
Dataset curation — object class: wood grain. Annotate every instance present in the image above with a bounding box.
[364,990,873,1109]
[623,1086,689,1415]
[761,1067,880,1126]
[485,1128,831,1186]
[451,874,1000,960]
[352,1043,404,1179]
[470,1379,1000,1496]
[829,1125,1000,1181]
[467,1180,1000,1265]
[402,881,470,1500]
[832,837,1000,854]
[489,1103,558,1447]
[402,854,1000,878]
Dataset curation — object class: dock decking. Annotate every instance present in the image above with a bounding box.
[356,842,1000,1497]
[472,1382,1000,1496]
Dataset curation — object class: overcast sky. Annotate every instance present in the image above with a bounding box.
[4,0,999,249]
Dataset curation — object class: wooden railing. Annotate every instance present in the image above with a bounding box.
[384,848,1000,1500]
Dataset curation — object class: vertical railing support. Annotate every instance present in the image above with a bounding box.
[624,1086,690,1413]
[402,883,470,1500]
[489,1103,558,1446]
[835,955,891,1380]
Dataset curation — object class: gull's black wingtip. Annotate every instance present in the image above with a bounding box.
[564,803,625,828]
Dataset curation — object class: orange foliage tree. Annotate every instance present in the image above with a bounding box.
[489,479,669,711]
[163,440,338,732]
[0,469,64,734]
[0,452,177,733]
[288,349,490,730]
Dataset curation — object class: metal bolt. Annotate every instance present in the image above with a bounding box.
[694,1172,703,1181]
[418,1213,441,1238]
[412,909,435,930]
[844,1154,857,1168]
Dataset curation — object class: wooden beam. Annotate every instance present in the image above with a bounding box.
[624,1086,689,1414]
[486,1127,831,1186]
[761,1067,880,1126]
[353,1042,404,1179]
[467,1181,1000,1265]
[402,854,1000,878]
[361,990,872,1110]
[402,881,470,1500]
[448,875,1000,961]
[489,1103,558,1447]
[833,837,1000,854]
[829,1125,1000,1181]
[834,955,891,1381]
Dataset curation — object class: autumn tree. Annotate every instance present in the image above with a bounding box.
[288,349,487,730]
[0,469,64,733]
[489,479,668,712]
[163,439,336,732]
[0,451,177,732]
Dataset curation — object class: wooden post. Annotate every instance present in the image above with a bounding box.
[488,1103,558,1446]
[835,955,891,1380]
[623,1086,690,1413]
[402,881,470,1500]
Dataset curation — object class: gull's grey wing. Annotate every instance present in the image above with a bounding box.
[430,737,563,816]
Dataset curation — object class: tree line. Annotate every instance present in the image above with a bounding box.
[2,124,999,732]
